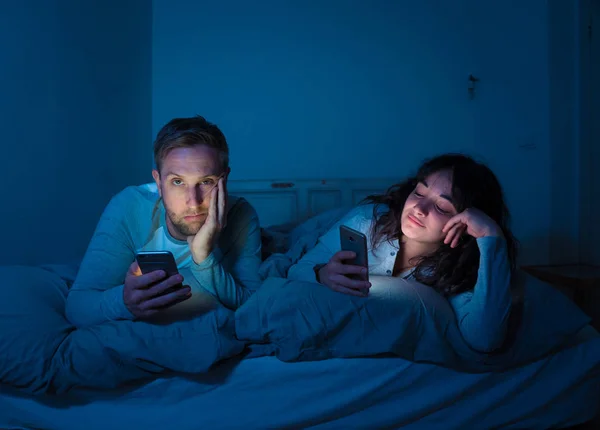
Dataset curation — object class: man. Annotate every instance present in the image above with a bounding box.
[66,116,262,328]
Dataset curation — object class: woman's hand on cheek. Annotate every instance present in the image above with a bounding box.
[442,208,504,247]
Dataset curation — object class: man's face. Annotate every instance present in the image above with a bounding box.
[152,145,229,240]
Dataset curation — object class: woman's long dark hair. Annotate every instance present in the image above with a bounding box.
[363,153,518,297]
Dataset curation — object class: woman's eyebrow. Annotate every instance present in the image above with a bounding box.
[440,194,454,203]
[420,180,454,203]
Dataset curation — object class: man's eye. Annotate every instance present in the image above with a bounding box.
[201,179,215,186]
[171,179,183,186]
[414,191,423,197]
[436,205,450,215]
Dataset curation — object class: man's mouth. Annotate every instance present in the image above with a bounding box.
[184,213,206,220]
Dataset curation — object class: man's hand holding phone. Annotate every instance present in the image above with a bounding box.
[123,262,192,319]
[318,251,371,297]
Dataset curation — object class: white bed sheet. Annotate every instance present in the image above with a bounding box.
[1,326,599,430]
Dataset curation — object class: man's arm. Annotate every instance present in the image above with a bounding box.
[189,199,263,310]
[65,190,137,328]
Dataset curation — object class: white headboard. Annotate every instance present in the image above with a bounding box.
[228,178,397,227]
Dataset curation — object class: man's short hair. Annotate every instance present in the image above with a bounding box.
[153,115,229,174]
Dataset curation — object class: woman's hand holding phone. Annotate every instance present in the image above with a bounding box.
[123,262,192,319]
[318,251,372,297]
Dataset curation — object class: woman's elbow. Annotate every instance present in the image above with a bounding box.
[287,262,315,282]
[286,264,300,280]
[463,330,507,354]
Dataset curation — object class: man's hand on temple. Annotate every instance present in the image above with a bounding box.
[187,177,227,264]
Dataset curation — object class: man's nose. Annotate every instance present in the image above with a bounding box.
[186,185,204,206]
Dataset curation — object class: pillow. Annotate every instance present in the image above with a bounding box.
[235,272,592,372]
[0,265,246,394]
[0,265,73,393]
[493,270,592,366]
[287,206,350,249]
[260,227,290,260]
[259,207,350,279]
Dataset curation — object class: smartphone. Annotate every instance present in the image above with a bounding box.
[339,225,369,281]
[135,251,183,294]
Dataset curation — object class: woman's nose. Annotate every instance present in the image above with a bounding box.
[414,201,428,216]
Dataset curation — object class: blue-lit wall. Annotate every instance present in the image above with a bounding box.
[152,0,587,265]
[1,0,596,266]
[0,0,152,265]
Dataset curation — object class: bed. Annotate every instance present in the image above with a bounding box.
[1,178,599,429]
[1,325,598,429]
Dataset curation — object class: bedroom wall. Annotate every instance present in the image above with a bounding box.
[152,0,576,266]
[0,0,152,265]
[547,0,583,265]
[579,0,600,266]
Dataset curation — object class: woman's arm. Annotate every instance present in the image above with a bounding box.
[449,236,512,353]
[287,206,372,283]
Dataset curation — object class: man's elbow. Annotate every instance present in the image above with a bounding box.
[235,288,256,309]
[64,292,91,329]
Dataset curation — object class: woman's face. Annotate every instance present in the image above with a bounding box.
[400,169,459,245]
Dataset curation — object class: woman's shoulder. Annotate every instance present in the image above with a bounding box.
[354,202,390,218]
[339,202,390,231]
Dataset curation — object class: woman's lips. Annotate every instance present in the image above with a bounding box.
[408,214,424,227]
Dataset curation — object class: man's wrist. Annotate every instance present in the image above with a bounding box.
[313,263,327,283]
[189,242,213,264]
[191,251,210,265]
[190,246,223,270]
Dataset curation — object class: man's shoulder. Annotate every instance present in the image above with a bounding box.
[111,183,158,203]
[106,183,160,217]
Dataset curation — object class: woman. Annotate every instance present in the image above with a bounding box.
[287,153,518,353]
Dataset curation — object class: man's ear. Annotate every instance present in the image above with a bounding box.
[152,169,162,197]
[223,167,231,182]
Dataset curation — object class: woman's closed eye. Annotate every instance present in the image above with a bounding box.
[414,190,453,215]
[435,205,450,215]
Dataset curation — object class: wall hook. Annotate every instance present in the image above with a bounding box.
[468,74,479,99]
